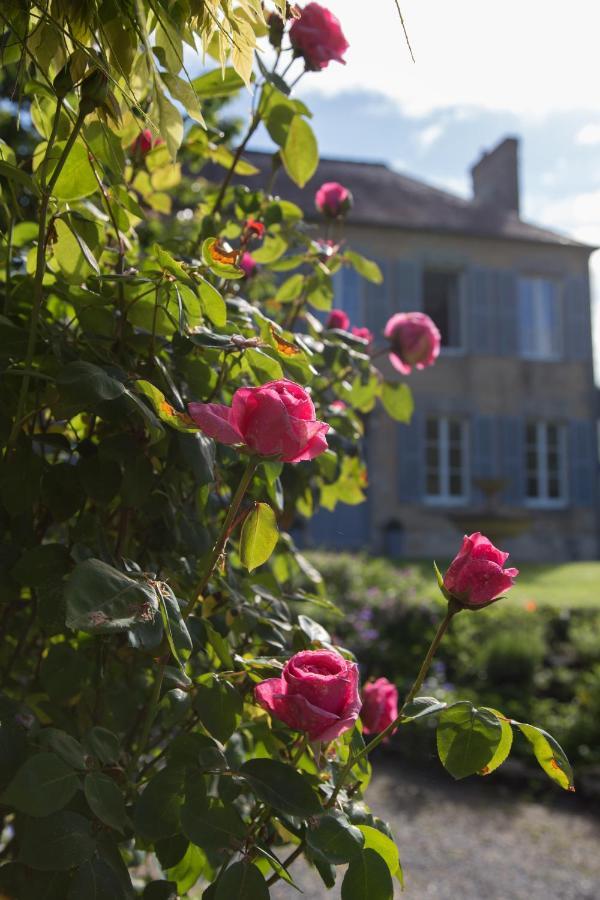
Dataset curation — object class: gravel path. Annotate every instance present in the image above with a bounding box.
[272,756,600,900]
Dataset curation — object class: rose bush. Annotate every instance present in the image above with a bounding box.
[0,3,574,898]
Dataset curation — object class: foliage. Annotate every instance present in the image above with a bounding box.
[0,4,574,897]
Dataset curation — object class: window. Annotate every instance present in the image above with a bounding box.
[425,416,468,502]
[518,277,561,359]
[525,422,567,505]
[422,270,463,350]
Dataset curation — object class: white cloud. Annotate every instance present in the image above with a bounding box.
[415,122,444,150]
[309,1,600,118]
[534,190,600,246]
[575,124,600,146]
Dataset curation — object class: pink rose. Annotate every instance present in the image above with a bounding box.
[360,678,399,735]
[384,312,441,375]
[327,309,350,331]
[188,379,329,463]
[239,252,257,277]
[131,129,162,157]
[352,326,373,344]
[315,181,352,218]
[290,3,349,71]
[443,532,519,609]
[254,649,361,742]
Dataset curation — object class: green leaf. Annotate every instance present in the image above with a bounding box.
[0,159,39,194]
[162,73,205,126]
[191,67,245,98]
[11,544,70,588]
[2,752,79,817]
[19,811,95,871]
[341,848,394,900]
[201,238,244,279]
[357,826,401,878]
[197,277,226,327]
[133,767,185,842]
[254,845,300,890]
[436,701,503,780]
[82,727,120,766]
[478,708,514,775]
[240,758,322,818]
[166,842,207,894]
[281,116,318,188]
[193,676,242,743]
[240,502,279,572]
[515,721,575,791]
[84,772,128,833]
[155,90,183,160]
[56,361,126,406]
[344,251,383,284]
[135,380,197,433]
[38,729,87,770]
[214,861,269,900]
[401,696,447,722]
[65,559,159,634]
[68,856,129,899]
[380,382,414,423]
[275,273,304,303]
[307,812,364,864]
[46,141,98,200]
[181,803,245,850]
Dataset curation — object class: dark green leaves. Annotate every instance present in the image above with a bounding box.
[341,848,394,900]
[65,559,159,634]
[240,758,322,818]
[194,676,242,743]
[436,701,503,779]
[214,862,269,899]
[2,752,79,817]
[84,772,128,833]
[181,804,245,850]
[239,502,279,572]
[133,767,184,843]
[19,812,95,871]
[307,812,364,864]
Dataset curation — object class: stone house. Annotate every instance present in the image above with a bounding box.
[253,138,598,562]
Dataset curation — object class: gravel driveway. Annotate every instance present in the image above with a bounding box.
[272,755,600,900]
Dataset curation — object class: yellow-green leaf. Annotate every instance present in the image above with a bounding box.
[240,502,278,572]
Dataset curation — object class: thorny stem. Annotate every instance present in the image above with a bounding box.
[183,457,259,618]
[326,602,459,809]
[6,105,86,455]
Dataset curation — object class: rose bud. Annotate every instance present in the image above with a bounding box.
[352,326,373,344]
[360,678,399,735]
[443,532,519,610]
[243,218,265,242]
[315,181,353,218]
[255,649,361,742]
[384,312,441,374]
[188,379,329,463]
[130,129,163,158]
[239,251,257,277]
[290,2,349,70]
[327,309,350,331]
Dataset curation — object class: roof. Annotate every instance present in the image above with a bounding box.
[237,151,591,250]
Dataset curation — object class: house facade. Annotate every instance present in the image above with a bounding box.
[259,138,599,562]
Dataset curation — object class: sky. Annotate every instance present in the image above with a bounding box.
[219,1,600,356]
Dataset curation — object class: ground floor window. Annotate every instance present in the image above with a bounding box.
[425,416,468,503]
[525,421,566,505]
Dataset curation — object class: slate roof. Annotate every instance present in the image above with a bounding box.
[236,151,590,250]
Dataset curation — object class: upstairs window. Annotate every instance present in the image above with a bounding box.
[525,421,567,505]
[422,270,463,350]
[425,416,468,503]
[518,277,561,360]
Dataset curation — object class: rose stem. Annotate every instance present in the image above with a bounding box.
[326,600,460,808]
[183,457,259,619]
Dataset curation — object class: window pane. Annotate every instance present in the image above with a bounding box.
[526,423,537,446]
[449,446,462,468]
[526,476,538,498]
[548,477,560,499]
[423,271,461,348]
[426,446,439,467]
[427,472,440,495]
[449,472,462,496]
[518,280,536,355]
[426,417,439,440]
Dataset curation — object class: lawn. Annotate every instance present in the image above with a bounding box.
[407,559,600,610]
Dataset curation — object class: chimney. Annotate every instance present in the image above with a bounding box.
[470,136,520,215]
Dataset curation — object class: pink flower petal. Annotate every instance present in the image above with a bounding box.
[187,403,243,445]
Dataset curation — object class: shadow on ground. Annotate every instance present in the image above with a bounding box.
[272,753,600,900]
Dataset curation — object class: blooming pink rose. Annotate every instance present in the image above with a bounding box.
[188,380,329,463]
[327,309,350,330]
[290,3,349,71]
[360,678,399,735]
[443,532,519,609]
[239,252,257,277]
[352,326,373,344]
[255,649,361,742]
[315,182,352,218]
[384,312,441,375]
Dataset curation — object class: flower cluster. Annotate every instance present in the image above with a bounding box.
[327,308,373,344]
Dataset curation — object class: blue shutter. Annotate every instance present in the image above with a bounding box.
[364,258,391,336]
[332,266,362,322]
[394,260,422,313]
[564,275,593,361]
[466,268,495,354]
[495,271,518,356]
[569,420,597,507]
[499,416,525,505]
[471,415,498,502]
[309,504,370,550]
[398,413,423,502]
